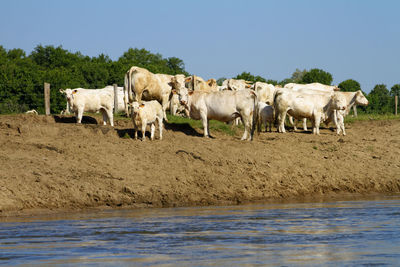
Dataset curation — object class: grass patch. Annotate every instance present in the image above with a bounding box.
[166,114,237,136]
[345,113,400,124]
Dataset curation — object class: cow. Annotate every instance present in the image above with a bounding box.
[169,90,187,116]
[274,89,347,135]
[25,109,38,115]
[170,77,258,140]
[124,66,181,122]
[130,100,163,141]
[59,88,114,126]
[220,79,253,91]
[185,75,219,91]
[284,82,339,92]
[103,85,129,114]
[291,89,369,132]
[253,82,277,104]
[257,102,274,132]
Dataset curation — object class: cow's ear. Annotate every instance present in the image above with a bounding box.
[188,91,194,96]
[171,89,177,94]
[59,89,64,93]
[139,104,145,108]
[185,77,191,83]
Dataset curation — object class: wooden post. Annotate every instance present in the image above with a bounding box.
[395,95,398,115]
[44,82,50,115]
[113,84,119,114]
[353,105,358,117]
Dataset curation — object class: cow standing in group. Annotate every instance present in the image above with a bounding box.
[185,75,219,91]
[59,88,114,126]
[124,66,183,121]
[257,102,274,132]
[252,82,277,104]
[130,100,164,141]
[220,79,253,91]
[170,76,258,141]
[274,89,347,135]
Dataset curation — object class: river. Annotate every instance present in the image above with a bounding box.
[1,196,400,266]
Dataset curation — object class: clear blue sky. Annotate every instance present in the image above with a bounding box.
[1,0,399,92]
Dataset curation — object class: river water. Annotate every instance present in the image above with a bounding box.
[1,196,399,266]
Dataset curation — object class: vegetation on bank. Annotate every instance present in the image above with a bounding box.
[0,45,399,115]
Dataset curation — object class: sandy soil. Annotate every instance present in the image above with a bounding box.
[0,114,399,217]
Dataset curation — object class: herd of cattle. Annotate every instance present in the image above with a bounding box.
[57,66,369,141]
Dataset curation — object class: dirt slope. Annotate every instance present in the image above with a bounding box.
[0,114,399,217]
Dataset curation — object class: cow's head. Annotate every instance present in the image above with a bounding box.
[60,88,76,103]
[355,90,369,106]
[331,92,347,111]
[169,75,190,105]
[130,102,143,116]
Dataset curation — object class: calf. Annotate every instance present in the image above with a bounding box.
[257,102,274,132]
[59,88,114,126]
[131,100,164,141]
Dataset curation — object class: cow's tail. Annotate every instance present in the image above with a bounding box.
[273,89,283,126]
[251,92,259,140]
[124,72,130,116]
[127,67,137,103]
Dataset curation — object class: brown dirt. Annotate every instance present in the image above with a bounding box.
[0,114,399,217]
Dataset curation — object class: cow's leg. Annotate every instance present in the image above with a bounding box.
[150,123,155,141]
[241,113,251,141]
[338,112,346,136]
[162,95,169,122]
[141,120,147,141]
[76,108,83,124]
[100,109,107,125]
[277,111,286,133]
[134,126,138,140]
[303,118,308,131]
[106,109,114,127]
[158,116,163,140]
[290,116,297,131]
[200,111,209,137]
[313,114,321,135]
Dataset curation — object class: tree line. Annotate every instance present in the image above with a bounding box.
[0,45,399,114]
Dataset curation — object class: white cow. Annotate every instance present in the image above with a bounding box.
[59,88,114,126]
[185,75,219,91]
[169,91,187,116]
[124,66,182,122]
[103,86,128,114]
[257,102,274,132]
[130,100,164,141]
[284,82,339,92]
[274,89,346,135]
[25,109,38,115]
[220,79,253,91]
[253,82,277,104]
[291,89,369,132]
[171,77,258,140]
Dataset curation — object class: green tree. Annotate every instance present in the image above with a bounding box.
[290,68,307,83]
[367,84,391,113]
[301,68,333,85]
[234,72,266,83]
[390,84,400,97]
[338,79,361,92]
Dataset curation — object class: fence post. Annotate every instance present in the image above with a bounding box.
[395,95,398,115]
[44,82,50,115]
[113,84,118,114]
